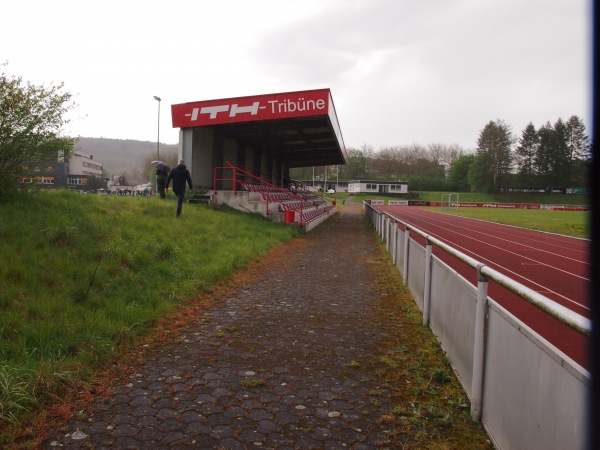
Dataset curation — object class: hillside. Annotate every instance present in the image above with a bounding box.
[74,137,179,176]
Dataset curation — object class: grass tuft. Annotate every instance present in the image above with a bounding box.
[240,379,266,387]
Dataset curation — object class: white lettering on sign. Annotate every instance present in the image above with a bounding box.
[200,105,230,119]
[267,97,326,114]
[183,96,326,123]
[186,108,200,121]
[229,102,260,117]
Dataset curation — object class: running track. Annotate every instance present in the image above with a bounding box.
[375,206,590,369]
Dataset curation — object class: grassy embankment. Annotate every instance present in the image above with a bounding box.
[0,190,298,433]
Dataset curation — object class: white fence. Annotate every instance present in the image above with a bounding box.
[365,203,590,450]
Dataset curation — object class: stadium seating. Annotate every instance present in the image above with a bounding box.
[214,165,337,231]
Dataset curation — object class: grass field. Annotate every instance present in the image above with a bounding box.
[344,192,590,238]
[348,190,589,206]
[415,191,589,205]
[428,207,589,238]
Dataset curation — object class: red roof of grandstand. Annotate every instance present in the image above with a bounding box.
[171,88,347,168]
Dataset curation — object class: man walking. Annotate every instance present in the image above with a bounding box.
[156,165,169,198]
[166,159,193,217]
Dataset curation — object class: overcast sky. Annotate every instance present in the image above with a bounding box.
[2,0,591,151]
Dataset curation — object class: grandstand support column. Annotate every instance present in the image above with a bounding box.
[223,138,238,190]
[180,127,194,176]
[272,157,280,186]
[260,152,267,178]
[282,163,290,188]
[181,127,215,190]
[245,147,255,179]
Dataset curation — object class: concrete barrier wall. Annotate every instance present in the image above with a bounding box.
[367,205,589,450]
[406,238,425,310]
[482,303,588,450]
[429,258,477,396]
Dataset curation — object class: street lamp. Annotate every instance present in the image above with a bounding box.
[153,96,161,160]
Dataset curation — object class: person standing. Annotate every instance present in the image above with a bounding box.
[156,165,169,198]
[166,159,193,217]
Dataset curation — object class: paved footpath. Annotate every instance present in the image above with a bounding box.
[42,202,405,449]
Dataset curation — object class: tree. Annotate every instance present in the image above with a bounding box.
[83,175,107,192]
[565,115,590,187]
[549,118,570,187]
[372,146,399,179]
[344,147,369,179]
[514,122,539,182]
[535,119,570,188]
[467,152,494,192]
[0,64,76,188]
[535,122,553,186]
[565,115,591,162]
[475,120,514,191]
[448,153,475,191]
[427,143,464,175]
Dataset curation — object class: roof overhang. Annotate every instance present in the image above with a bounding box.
[171,88,347,168]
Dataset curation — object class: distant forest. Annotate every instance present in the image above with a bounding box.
[75,137,178,180]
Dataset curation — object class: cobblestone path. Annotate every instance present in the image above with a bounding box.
[42,203,407,449]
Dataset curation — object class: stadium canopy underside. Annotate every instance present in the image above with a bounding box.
[204,115,344,168]
[171,89,347,189]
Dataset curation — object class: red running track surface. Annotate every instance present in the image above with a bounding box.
[377,206,590,369]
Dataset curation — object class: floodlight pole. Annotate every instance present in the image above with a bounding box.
[153,96,161,160]
[153,96,161,195]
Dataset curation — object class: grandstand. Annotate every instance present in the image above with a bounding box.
[170,88,347,231]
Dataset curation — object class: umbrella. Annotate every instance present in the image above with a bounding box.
[150,160,170,172]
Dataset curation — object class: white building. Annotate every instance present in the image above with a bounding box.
[347,180,408,194]
[67,151,103,187]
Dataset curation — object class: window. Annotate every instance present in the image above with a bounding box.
[82,161,102,171]
[68,176,86,185]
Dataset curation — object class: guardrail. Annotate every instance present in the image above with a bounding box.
[213,163,304,224]
[364,202,590,450]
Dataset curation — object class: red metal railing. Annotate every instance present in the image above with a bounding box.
[213,163,305,224]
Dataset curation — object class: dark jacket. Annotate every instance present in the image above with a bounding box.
[156,167,169,182]
[166,164,193,195]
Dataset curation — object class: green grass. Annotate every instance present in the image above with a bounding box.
[0,190,298,428]
[429,207,589,238]
[349,190,589,206]
[345,191,589,238]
